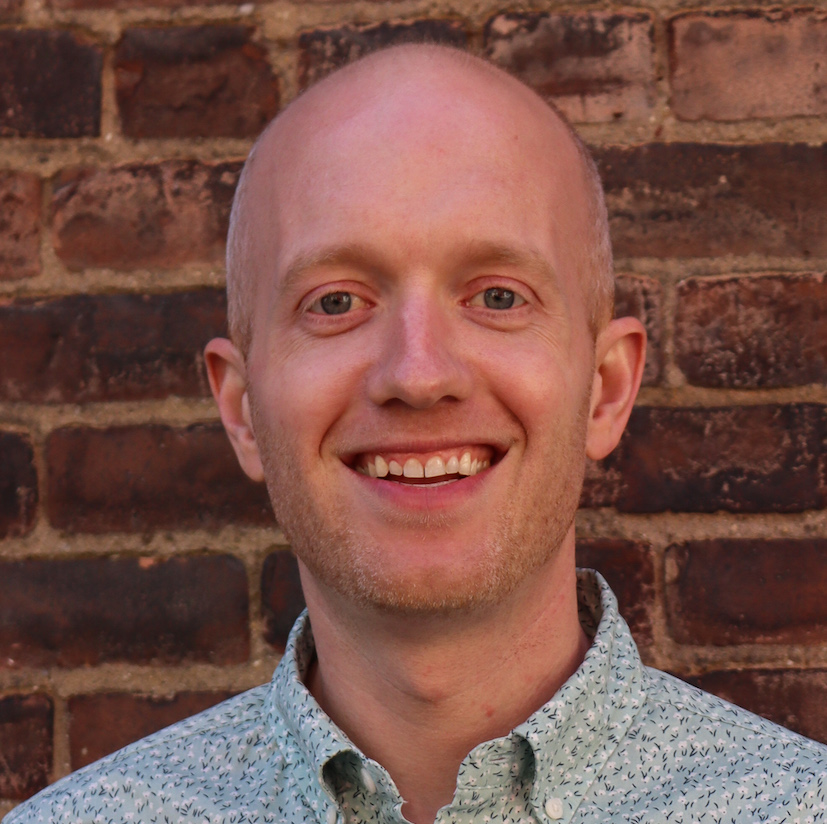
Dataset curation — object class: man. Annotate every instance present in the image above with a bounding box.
[7,44,827,824]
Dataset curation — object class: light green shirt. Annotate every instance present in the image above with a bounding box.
[6,571,827,823]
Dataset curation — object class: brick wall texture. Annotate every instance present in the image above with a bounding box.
[0,0,825,810]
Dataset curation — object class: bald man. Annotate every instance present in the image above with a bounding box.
[8,45,827,824]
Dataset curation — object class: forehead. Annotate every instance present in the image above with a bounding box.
[241,51,590,295]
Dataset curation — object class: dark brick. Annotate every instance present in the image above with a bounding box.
[670,11,827,121]
[0,172,40,281]
[261,550,305,652]
[596,143,827,259]
[47,424,272,533]
[52,161,240,271]
[614,274,661,385]
[576,540,654,644]
[675,273,827,389]
[580,450,623,509]
[484,12,655,123]
[693,669,827,745]
[0,555,249,667]
[0,695,52,800]
[298,20,467,89]
[116,26,279,138]
[618,404,825,513]
[0,290,226,404]
[0,29,101,138]
[69,691,237,768]
[667,540,827,646]
[0,432,37,539]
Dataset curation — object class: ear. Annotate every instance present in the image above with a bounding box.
[585,316,647,461]
[204,337,265,482]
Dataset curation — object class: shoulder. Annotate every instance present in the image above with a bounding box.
[625,667,827,814]
[2,685,298,824]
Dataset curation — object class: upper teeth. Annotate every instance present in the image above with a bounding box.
[359,451,490,480]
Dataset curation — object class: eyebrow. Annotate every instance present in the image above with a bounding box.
[278,244,379,296]
[277,240,564,299]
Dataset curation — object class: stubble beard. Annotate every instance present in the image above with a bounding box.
[249,395,589,617]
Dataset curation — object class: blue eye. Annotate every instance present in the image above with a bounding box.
[469,288,526,310]
[309,291,362,315]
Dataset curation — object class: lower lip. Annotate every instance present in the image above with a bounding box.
[349,465,491,513]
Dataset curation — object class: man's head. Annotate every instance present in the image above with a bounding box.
[226,46,614,356]
[206,44,645,616]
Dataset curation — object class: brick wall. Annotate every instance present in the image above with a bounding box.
[1,0,825,810]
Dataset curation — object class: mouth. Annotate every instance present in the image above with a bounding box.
[352,446,496,486]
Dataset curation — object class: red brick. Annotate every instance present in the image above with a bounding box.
[670,11,827,121]
[69,691,237,768]
[52,161,240,271]
[116,26,279,138]
[0,555,249,667]
[576,540,654,644]
[0,290,226,404]
[693,669,827,745]
[667,540,827,646]
[596,143,827,259]
[0,695,52,800]
[261,550,306,652]
[0,172,40,281]
[618,405,824,513]
[0,432,37,540]
[0,0,23,20]
[484,12,655,123]
[675,273,827,388]
[580,450,623,509]
[614,274,661,386]
[298,20,467,89]
[47,0,228,7]
[0,30,101,138]
[47,424,271,533]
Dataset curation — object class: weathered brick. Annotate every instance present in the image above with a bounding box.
[0,29,101,138]
[52,161,240,271]
[47,0,227,7]
[47,425,271,533]
[69,691,237,768]
[484,12,655,123]
[670,11,827,121]
[0,290,226,404]
[0,695,52,800]
[0,172,40,281]
[0,0,23,20]
[298,20,467,89]
[261,550,306,651]
[580,450,623,509]
[116,26,279,138]
[615,274,661,385]
[693,669,827,745]
[0,555,249,667]
[667,540,827,645]
[0,432,37,539]
[596,143,827,259]
[576,540,654,644]
[618,405,824,513]
[675,273,827,388]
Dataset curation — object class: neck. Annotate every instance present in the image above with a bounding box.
[301,535,589,824]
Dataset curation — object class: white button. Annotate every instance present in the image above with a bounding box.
[545,796,563,820]
[326,807,337,824]
[360,766,376,794]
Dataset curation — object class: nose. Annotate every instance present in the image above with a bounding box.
[366,294,473,409]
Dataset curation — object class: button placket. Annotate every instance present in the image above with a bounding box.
[544,796,564,820]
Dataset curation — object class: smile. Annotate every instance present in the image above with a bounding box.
[354,448,494,485]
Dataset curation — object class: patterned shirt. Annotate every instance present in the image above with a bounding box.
[6,570,827,824]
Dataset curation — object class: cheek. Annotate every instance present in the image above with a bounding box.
[252,339,370,452]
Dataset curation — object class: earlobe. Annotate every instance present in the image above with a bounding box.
[204,337,265,482]
[585,316,647,461]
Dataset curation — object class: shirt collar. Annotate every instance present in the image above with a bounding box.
[269,569,648,823]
